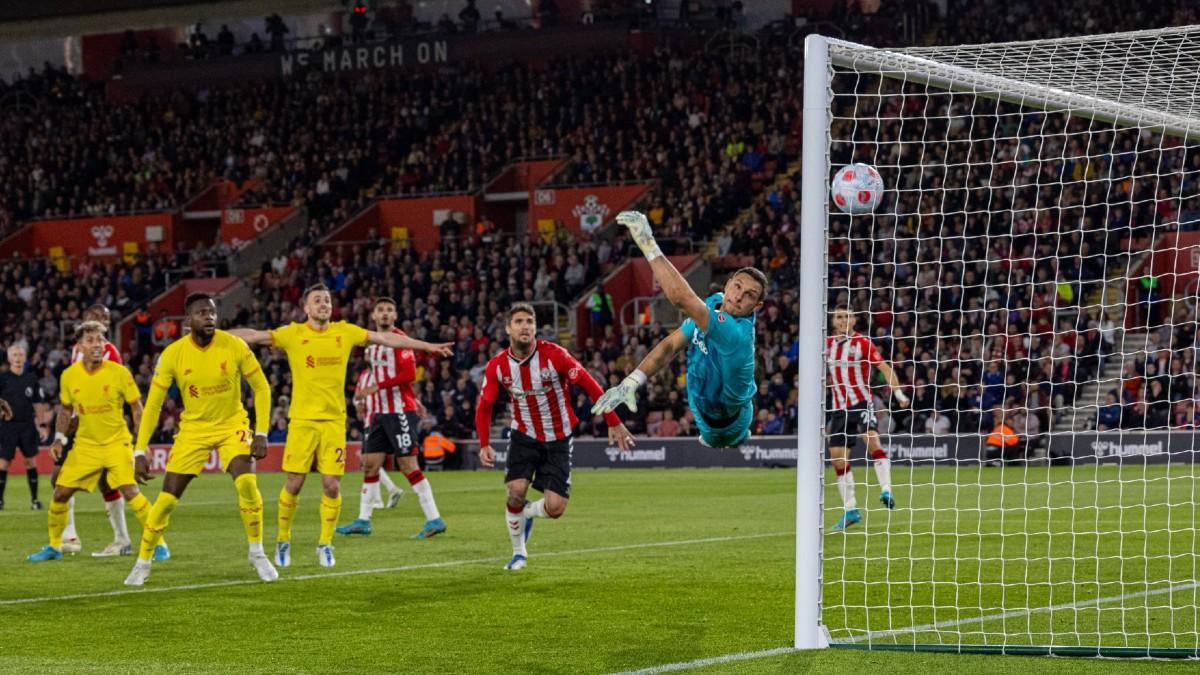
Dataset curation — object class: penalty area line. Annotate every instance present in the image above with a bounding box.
[1,531,789,607]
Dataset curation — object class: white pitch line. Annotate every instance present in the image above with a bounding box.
[839,580,1200,643]
[0,531,789,607]
[610,647,798,675]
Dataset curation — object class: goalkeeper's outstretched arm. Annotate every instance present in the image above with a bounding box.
[616,210,713,332]
[593,329,688,414]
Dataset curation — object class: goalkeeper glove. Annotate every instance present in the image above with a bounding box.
[592,370,648,414]
[615,211,662,261]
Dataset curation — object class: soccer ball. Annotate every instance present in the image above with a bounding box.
[830,163,885,214]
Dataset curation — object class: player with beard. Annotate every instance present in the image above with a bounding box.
[476,303,635,571]
[230,284,452,569]
[124,293,277,586]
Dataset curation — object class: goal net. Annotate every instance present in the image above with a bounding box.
[796,26,1200,657]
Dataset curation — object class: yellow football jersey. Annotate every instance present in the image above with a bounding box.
[60,361,141,447]
[270,321,368,421]
[149,330,263,433]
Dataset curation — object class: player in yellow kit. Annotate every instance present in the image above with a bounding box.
[123,293,276,586]
[231,284,452,568]
[27,321,154,562]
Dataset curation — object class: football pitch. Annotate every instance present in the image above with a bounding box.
[0,467,1195,674]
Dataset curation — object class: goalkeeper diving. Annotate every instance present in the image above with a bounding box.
[593,211,765,448]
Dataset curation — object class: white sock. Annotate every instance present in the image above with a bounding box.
[410,477,440,521]
[248,542,264,556]
[359,480,380,521]
[522,499,548,519]
[63,496,78,540]
[107,496,129,543]
[837,469,858,511]
[506,507,527,557]
[873,458,893,494]
[378,469,399,494]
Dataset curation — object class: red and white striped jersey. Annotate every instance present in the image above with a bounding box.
[363,328,418,414]
[354,368,378,427]
[826,332,884,410]
[71,341,123,365]
[479,340,602,443]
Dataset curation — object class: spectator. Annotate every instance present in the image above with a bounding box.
[1096,391,1122,430]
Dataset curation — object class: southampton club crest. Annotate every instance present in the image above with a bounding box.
[572,194,610,233]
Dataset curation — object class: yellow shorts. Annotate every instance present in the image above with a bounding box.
[58,442,136,492]
[166,428,252,475]
[282,420,347,476]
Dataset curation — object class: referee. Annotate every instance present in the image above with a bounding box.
[0,343,46,510]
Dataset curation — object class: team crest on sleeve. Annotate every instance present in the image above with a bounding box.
[718,312,727,322]
[568,367,581,380]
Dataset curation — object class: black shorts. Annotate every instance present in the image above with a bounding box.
[504,431,573,499]
[363,412,421,457]
[0,422,41,461]
[827,401,878,448]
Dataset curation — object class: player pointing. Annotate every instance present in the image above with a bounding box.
[825,304,909,531]
[593,210,765,449]
[230,284,452,569]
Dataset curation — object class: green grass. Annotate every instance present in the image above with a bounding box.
[0,467,1196,673]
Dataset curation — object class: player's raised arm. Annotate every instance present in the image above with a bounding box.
[228,327,274,346]
[616,210,711,332]
[367,330,454,358]
[593,329,689,415]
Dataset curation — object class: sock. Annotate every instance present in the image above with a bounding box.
[235,473,264,545]
[277,488,299,543]
[318,494,342,546]
[126,492,152,527]
[506,503,527,557]
[138,493,178,561]
[378,468,399,495]
[26,467,38,502]
[62,496,77,540]
[0,469,7,501]
[835,466,858,511]
[522,499,548,519]
[406,470,440,521]
[48,500,70,549]
[871,448,893,494]
[105,492,129,543]
[359,474,380,521]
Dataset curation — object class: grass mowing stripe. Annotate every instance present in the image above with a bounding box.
[839,580,1200,644]
[1,531,789,607]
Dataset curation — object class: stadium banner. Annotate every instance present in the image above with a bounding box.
[220,206,297,248]
[1046,432,1200,464]
[275,24,629,80]
[462,436,801,470]
[528,184,651,239]
[0,212,177,261]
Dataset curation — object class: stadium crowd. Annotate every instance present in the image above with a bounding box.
[1,1,1199,451]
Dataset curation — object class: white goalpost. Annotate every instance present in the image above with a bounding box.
[798,26,1200,657]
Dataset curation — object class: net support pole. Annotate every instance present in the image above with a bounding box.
[795,32,830,651]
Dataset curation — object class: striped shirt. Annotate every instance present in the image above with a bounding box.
[826,333,883,410]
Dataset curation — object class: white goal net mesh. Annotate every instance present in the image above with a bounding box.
[818,26,1200,653]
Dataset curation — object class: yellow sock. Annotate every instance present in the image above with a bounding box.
[127,492,152,526]
[138,493,178,561]
[48,501,70,549]
[318,494,342,546]
[234,474,264,545]
[277,487,299,543]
